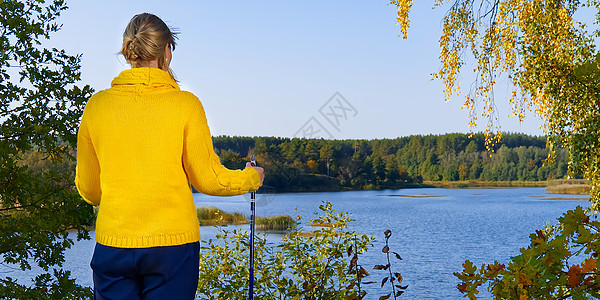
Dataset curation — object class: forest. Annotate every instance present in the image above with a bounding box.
[210,133,570,192]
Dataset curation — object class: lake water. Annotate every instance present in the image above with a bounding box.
[0,188,590,299]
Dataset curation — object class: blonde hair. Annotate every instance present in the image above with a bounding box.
[121,13,178,79]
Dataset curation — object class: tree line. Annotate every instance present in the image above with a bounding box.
[210,133,569,192]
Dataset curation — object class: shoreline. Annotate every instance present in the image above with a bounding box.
[249,180,590,195]
[423,180,547,189]
[248,181,549,194]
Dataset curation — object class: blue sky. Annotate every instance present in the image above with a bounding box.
[49,0,546,139]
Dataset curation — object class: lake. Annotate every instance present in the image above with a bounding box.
[1,188,590,299]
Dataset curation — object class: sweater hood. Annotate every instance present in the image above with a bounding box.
[111,67,179,91]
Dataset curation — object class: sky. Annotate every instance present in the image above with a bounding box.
[47,0,547,140]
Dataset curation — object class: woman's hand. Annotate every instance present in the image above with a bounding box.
[246,162,265,186]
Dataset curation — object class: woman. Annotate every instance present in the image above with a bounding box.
[75,13,264,300]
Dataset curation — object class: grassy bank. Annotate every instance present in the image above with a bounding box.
[424,180,547,189]
[546,179,591,195]
[256,215,295,231]
[263,174,432,193]
[196,206,246,226]
[423,179,591,195]
[546,185,591,195]
[250,178,552,193]
[196,206,294,231]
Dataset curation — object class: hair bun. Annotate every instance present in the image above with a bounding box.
[124,39,139,61]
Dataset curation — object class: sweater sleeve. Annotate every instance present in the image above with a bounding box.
[182,97,261,196]
[75,106,102,206]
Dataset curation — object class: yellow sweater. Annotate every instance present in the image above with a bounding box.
[75,67,260,248]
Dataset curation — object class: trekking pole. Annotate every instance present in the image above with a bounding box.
[249,154,257,300]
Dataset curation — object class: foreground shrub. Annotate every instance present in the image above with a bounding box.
[197,202,405,299]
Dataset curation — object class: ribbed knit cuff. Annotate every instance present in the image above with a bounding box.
[96,230,201,248]
[243,167,261,192]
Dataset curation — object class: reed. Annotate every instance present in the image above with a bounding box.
[196,206,247,226]
[546,179,590,186]
[196,206,293,230]
[255,214,295,231]
[546,184,591,195]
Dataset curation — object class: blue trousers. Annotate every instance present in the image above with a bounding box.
[91,242,200,300]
